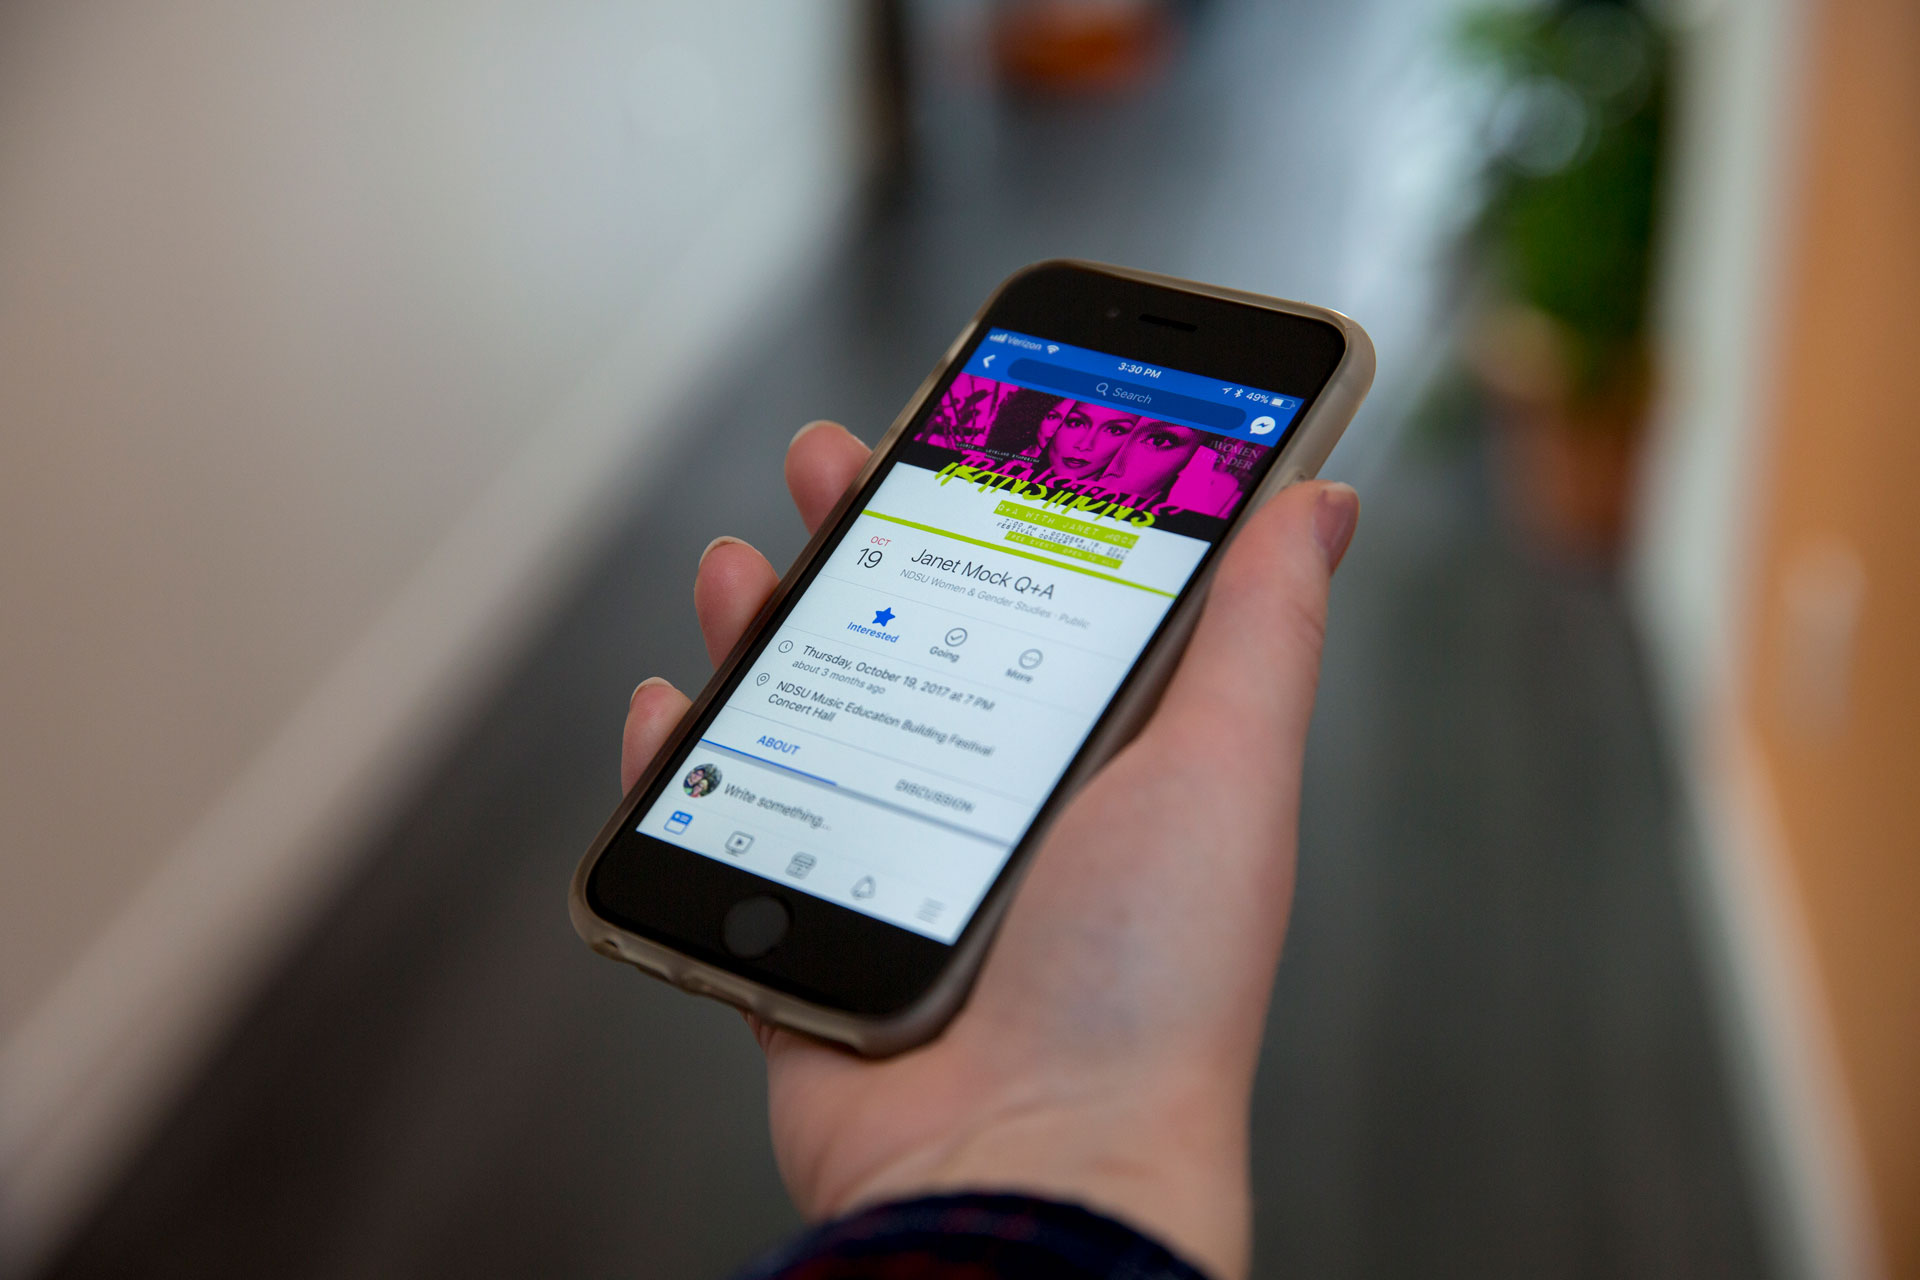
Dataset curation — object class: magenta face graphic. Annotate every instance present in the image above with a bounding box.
[1097,421,1209,505]
[1039,402,1141,480]
[916,370,1270,531]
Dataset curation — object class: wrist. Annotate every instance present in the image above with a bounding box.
[821,1091,1250,1280]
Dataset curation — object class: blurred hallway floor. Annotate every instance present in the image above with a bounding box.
[45,2,1767,1277]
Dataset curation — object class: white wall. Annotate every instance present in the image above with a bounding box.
[0,2,862,1270]
[1631,0,1800,729]
[1627,1,1878,1276]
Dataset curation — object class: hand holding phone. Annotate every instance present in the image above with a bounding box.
[620,421,1358,1280]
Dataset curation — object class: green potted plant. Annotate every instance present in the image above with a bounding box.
[1456,0,1670,565]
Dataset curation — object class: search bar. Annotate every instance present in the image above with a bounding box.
[1005,360,1249,433]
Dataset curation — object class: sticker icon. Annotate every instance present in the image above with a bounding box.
[851,876,877,900]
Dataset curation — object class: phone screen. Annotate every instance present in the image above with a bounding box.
[632,327,1309,944]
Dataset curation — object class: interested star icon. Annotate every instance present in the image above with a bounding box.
[872,607,895,627]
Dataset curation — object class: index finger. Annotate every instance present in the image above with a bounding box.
[785,421,870,533]
[1146,480,1357,781]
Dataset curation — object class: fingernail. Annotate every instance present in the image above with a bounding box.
[629,675,668,708]
[699,535,744,565]
[790,420,834,447]
[1313,483,1359,572]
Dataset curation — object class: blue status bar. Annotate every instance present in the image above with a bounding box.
[963,329,1304,445]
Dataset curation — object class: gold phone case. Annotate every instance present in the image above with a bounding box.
[569,260,1375,1055]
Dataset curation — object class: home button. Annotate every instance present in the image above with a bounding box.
[722,895,790,959]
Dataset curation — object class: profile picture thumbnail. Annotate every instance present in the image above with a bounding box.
[682,763,721,798]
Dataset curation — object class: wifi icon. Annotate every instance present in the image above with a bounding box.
[1046,344,1059,354]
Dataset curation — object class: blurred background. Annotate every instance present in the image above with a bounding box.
[1,0,1913,1276]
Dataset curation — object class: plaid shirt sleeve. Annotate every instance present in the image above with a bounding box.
[731,1193,1212,1280]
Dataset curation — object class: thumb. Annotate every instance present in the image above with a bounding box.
[1143,480,1357,779]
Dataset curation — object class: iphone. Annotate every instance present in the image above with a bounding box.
[571,261,1374,1054]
